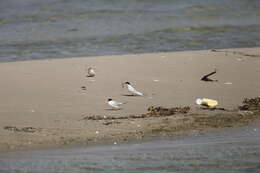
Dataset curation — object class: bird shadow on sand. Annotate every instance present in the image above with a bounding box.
[122,94,137,97]
[122,94,148,97]
[104,108,122,111]
[122,94,146,97]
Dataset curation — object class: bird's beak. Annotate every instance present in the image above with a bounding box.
[121,83,125,88]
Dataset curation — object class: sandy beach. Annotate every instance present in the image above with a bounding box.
[0,47,260,153]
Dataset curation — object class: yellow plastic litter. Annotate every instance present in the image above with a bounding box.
[196,98,218,107]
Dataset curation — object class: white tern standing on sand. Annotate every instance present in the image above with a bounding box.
[123,82,144,96]
[107,98,126,109]
[87,67,95,77]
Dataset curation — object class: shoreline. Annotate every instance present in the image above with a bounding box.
[3,118,260,156]
[1,46,260,64]
[0,47,259,153]
[1,108,260,155]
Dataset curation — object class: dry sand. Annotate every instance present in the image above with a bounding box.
[0,47,260,152]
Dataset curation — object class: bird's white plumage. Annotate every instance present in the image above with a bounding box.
[126,84,143,96]
[108,100,125,109]
[87,67,95,77]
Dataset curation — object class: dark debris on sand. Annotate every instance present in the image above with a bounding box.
[201,69,218,82]
[146,106,190,116]
[239,97,260,111]
[82,106,190,121]
[4,126,39,133]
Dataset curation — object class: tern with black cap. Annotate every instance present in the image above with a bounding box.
[107,98,126,110]
[123,82,144,96]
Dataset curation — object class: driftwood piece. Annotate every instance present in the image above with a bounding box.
[201,69,217,82]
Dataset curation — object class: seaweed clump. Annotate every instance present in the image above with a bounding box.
[146,106,190,117]
[4,126,38,133]
[83,106,190,121]
[239,97,260,111]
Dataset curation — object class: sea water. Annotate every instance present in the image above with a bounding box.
[0,0,260,62]
[0,126,260,173]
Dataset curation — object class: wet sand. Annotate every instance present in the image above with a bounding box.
[1,126,260,173]
[0,47,260,153]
